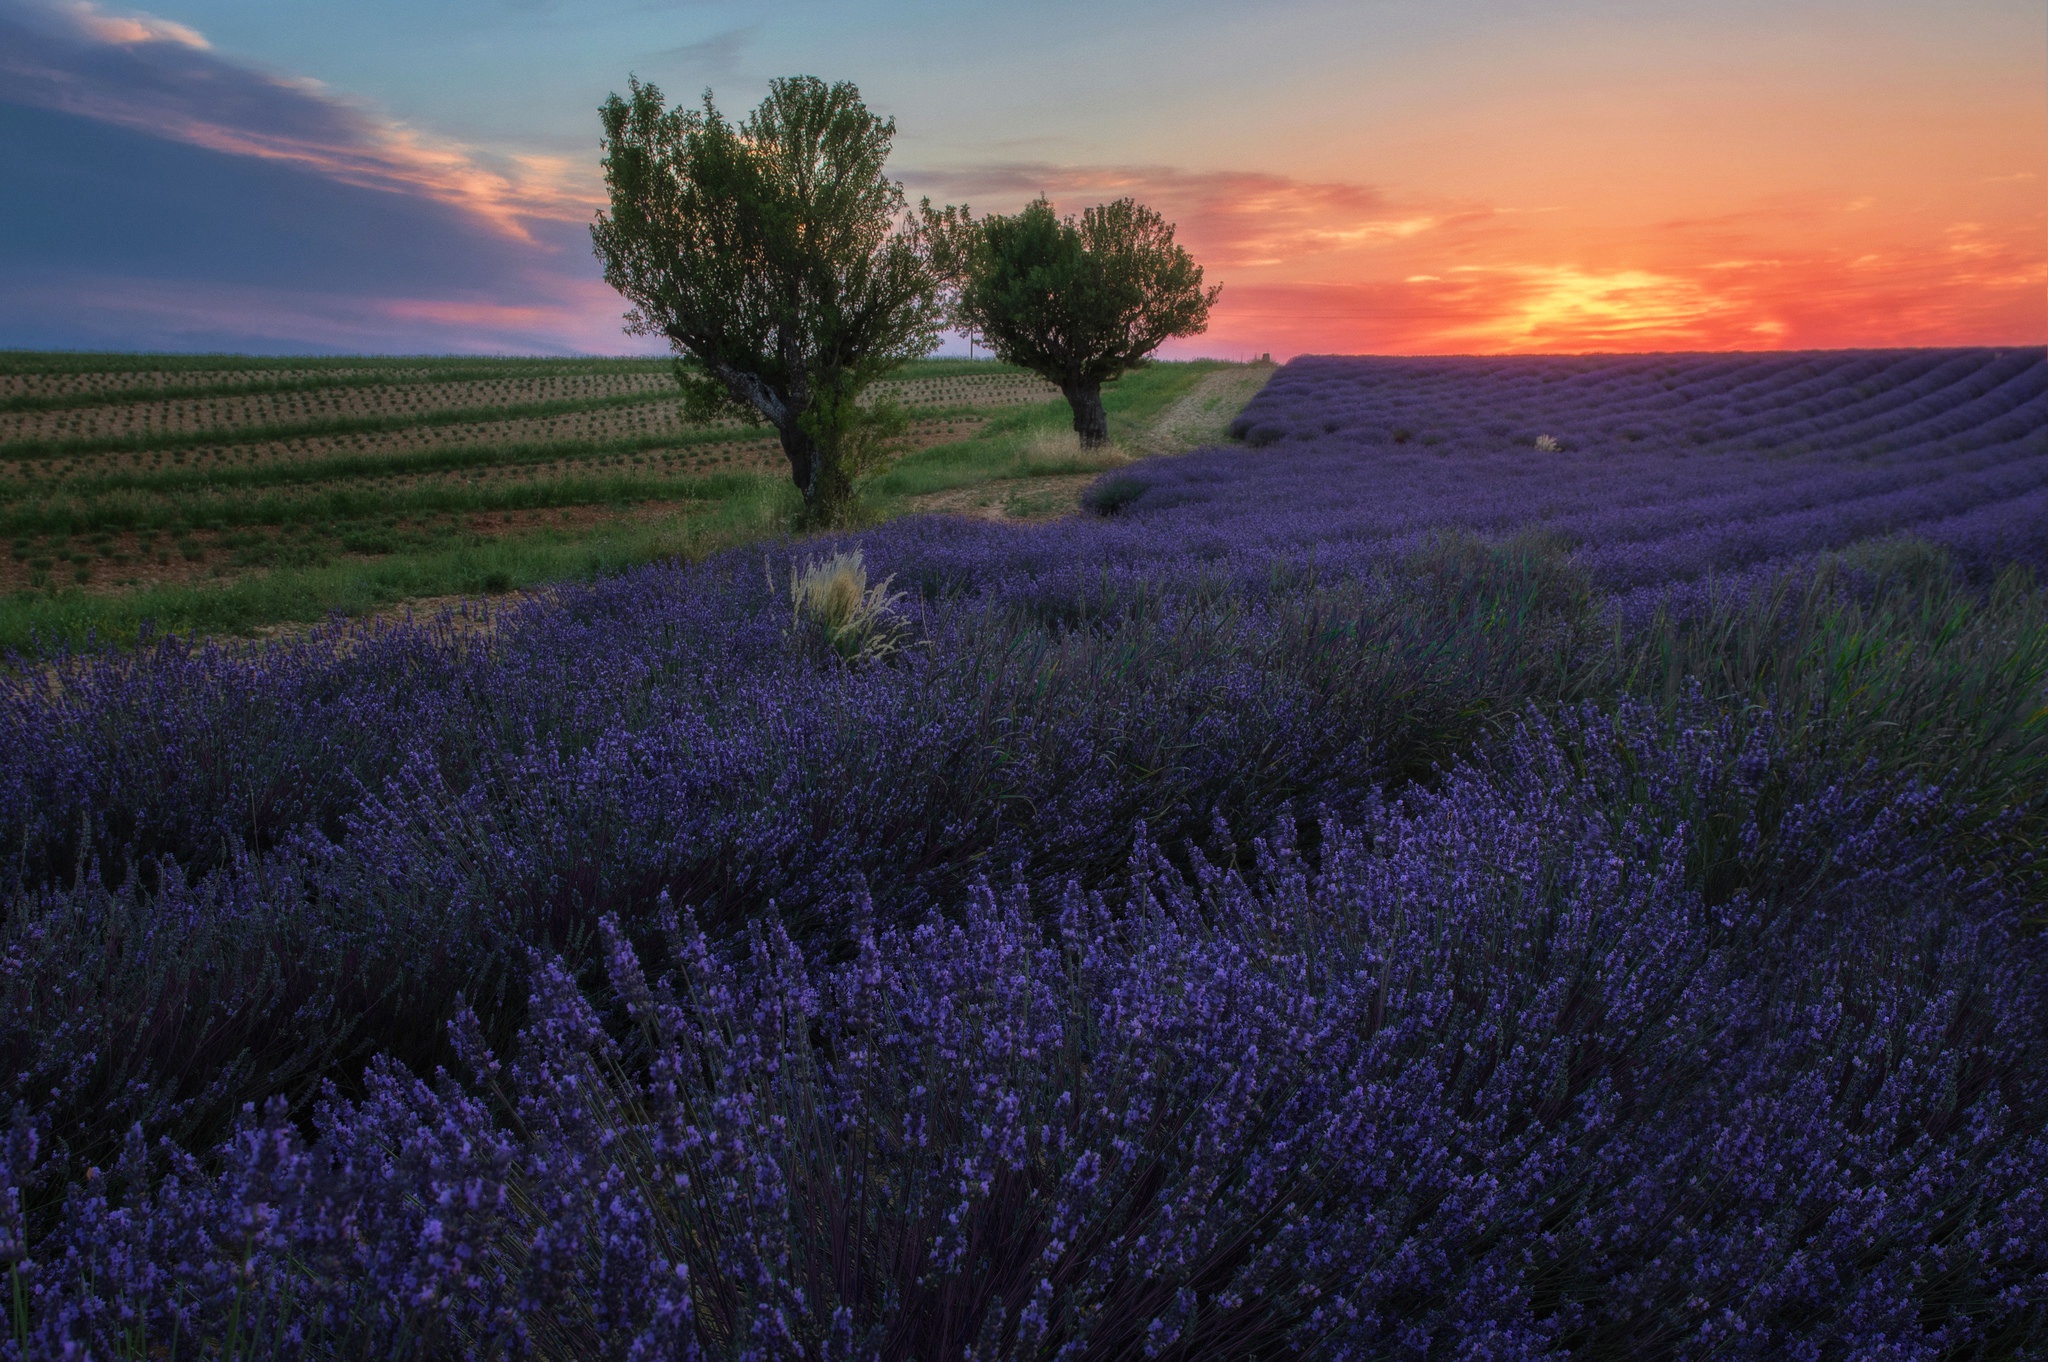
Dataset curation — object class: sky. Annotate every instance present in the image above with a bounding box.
[0,0,2041,358]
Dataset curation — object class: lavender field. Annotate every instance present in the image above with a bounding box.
[3,348,2046,1358]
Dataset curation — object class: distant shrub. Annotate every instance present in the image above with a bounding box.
[1080,474,1150,516]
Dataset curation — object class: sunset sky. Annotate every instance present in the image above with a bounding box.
[1,0,2041,358]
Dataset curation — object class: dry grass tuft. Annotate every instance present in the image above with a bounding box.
[787,547,910,662]
[1015,427,1132,475]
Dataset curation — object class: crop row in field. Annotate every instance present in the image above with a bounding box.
[1149,346,2048,589]
[0,410,999,494]
[0,369,1054,459]
[0,413,1004,591]
[0,351,674,396]
[3,348,2043,1356]
[0,372,679,438]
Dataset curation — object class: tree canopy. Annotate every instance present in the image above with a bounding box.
[928,196,1220,447]
[592,75,942,521]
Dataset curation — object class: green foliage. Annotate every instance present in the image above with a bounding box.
[592,76,943,522]
[927,196,1219,445]
[798,390,911,509]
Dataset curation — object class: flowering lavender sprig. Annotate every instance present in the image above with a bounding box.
[4,699,2041,1357]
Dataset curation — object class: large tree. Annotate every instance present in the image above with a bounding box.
[592,76,942,522]
[928,196,1220,448]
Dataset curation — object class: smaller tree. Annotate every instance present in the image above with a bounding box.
[592,76,940,523]
[928,196,1219,448]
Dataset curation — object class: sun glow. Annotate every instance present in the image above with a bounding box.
[1444,264,1742,349]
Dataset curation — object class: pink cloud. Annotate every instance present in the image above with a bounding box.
[906,162,1489,271]
[1,268,660,355]
[57,0,206,48]
[1,0,600,241]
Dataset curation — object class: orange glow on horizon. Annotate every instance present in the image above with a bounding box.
[1039,158,2048,360]
[944,156,2045,361]
[1033,14,2046,361]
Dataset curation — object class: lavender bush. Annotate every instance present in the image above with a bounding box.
[11,699,2044,1358]
[3,350,2045,1357]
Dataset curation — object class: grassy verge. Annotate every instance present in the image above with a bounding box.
[868,360,1224,501]
[0,469,784,538]
[0,479,800,650]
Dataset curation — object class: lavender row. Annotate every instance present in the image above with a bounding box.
[2,348,2045,1357]
[8,699,2042,1358]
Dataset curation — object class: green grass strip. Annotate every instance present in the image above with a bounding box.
[0,469,784,537]
[0,482,805,652]
[869,361,1221,498]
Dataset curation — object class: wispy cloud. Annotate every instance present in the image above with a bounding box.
[651,25,754,78]
[0,0,600,240]
[0,267,642,354]
[54,0,205,48]
[907,163,1488,270]
[3,2,2038,360]
[0,2,637,355]
[1432,264,1750,348]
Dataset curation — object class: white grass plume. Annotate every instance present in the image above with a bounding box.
[787,548,908,663]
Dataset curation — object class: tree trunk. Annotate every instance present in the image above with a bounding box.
[776,420,819,508]
[776,417,858,524]
[1063,382,1109,449]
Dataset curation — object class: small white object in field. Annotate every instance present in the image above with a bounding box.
[1534,434,1562,452]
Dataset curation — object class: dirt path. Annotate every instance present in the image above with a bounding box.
[906,363,1274,523]
[1125,362,1276,458]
